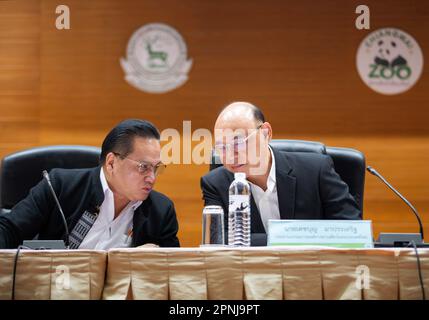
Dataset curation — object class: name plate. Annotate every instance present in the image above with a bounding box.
[267,220,373,248]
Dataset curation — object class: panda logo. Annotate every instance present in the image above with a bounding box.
[374,40,407,68]
[356,28,423,95]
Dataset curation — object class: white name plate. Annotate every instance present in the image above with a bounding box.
[267,220,373,248]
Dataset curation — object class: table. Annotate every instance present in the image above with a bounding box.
[0,249,106,300]
[1,247,428,300]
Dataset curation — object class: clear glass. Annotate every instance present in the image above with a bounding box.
[201,205,225,246]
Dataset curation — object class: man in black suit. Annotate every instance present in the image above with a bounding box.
[201,102,361,244]
[0,119,180,249]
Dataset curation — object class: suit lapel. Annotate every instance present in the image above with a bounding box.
[69,166,105,230]
[250,193,265,233]
[131,197,150,246]
[272,147,296,220]
[89,166,105,211]
[133,197,149,228]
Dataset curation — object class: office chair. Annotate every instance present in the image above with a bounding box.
[0,145,101,214]
[210,139,366,214]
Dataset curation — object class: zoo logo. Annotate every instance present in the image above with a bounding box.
[356,28,423,95]
[121,23,193,94]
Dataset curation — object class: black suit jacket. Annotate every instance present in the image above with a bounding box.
[0,166,180,249]
[201,147,361,240]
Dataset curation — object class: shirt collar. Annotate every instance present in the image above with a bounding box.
[100,167,110,195]
[248,146,277,192]
[100,168,142,211]
[266,146,277,192]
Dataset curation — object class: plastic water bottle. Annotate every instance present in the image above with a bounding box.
[228,172,251,246]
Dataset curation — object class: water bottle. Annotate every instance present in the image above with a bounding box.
[228,172,251,246]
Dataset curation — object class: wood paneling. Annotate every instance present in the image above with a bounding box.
[0,0,40,151]
[0,0,428,246]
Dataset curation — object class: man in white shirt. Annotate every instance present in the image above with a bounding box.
[0,119,180,249]
[201,102,360,245]
[247,145,280,233]
[77,167,142,250]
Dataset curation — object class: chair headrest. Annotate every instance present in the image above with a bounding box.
[269,139,326,154]
[0,145,101,209]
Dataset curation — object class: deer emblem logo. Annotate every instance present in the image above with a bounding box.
[121,23,193,94]
[145,37,168,68]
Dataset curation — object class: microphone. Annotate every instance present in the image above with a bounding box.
[12,171,69,300]
[367,165,424,244]
[42,170,70,248]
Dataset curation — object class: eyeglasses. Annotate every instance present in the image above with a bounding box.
[214,124,263,154]
[113,152,166,176]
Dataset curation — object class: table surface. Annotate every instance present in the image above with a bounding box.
[1,247,428,300]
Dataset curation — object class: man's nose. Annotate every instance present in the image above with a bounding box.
[145,169,156,183]
[224,151,242,165]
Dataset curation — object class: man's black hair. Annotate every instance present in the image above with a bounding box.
[100,119,160,164]
[251,105,265,124]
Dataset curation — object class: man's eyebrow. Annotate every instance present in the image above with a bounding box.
[215,135,243,143]
[138,159,162,165]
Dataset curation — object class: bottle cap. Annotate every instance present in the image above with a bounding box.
[234,172,246,180]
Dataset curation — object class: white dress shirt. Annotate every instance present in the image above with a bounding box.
[78,169,142,250]
[248,146,280,232]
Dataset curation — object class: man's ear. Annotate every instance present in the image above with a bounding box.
[262,122,273,141]
[105,152,116,172]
